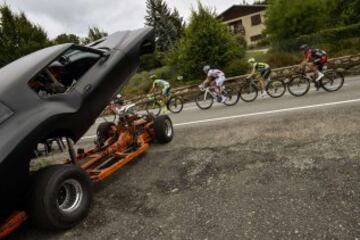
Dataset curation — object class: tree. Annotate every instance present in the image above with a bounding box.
[265,0,330,42]
[327,0,360,26]
[145,0,184,51]
[53,33,80,44]
[82,26,108,45]
[0,5,49,67]
[169,3,245,80]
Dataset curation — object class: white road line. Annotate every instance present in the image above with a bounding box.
[173,98,360,127]
[80,98,360,141]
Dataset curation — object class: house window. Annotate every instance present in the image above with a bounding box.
[228,20,245,35]
[251,14,262,26]
[250,34,263,42]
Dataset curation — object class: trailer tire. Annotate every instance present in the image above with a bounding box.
[154,115,173,143]
[28,164,92,230]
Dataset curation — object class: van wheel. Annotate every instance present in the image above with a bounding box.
[154,115,174,143]
[28,165,92,230]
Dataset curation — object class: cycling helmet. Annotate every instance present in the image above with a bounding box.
[248,58,256,64]
[203,65,210,74]
[300,44,309,51]
[150,74,157,80]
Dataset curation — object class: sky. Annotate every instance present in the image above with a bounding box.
[1,0,255,39]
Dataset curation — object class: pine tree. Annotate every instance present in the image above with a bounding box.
[0,5,49,67]
[53,33,80,44]
[145,0,183,51]
[82,26,108,45]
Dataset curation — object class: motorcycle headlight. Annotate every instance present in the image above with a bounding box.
[0,102,14,125]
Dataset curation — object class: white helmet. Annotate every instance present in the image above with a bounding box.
[150,75,157,80]
[203,65,210,74]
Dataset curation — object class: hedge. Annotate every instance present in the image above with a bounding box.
[274,23,360,51]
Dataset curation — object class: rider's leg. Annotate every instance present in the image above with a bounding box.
[310,62,324,82]
[215,77,226,102]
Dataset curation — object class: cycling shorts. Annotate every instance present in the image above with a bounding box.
[215,76,226,87]
[162,87,171,97]
[260,68,271,80]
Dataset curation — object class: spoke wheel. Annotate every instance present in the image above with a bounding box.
[223,87,240,106]
[167,96,184,113]
[145,101,161,116]
[195,92,214,110]
[321,71,344,92]
[240,83,258,102]
[287,75,310,97]
[266,79,286,98]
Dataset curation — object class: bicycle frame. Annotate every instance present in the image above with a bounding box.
[200,86,218,101]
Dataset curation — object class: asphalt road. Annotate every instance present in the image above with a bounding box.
[11,76,360,239]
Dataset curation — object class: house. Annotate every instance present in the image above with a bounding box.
[218,4,267,45]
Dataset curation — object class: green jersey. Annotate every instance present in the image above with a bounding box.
[253,62,270,72]
[153,79,170,89]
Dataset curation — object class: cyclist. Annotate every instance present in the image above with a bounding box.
[202,65,227,103]
[299,44,328,90]
[109,94,125,115]
[247,58,271,97]
[149,75,171,113]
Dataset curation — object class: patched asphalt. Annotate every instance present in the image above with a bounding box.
[12,98,360,240]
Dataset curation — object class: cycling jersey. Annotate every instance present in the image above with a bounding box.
[253,62,270,72]
[153,79,170,89]
[208,69,226,87]
[305,49,328,63]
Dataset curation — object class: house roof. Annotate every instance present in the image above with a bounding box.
[218,5,267,22]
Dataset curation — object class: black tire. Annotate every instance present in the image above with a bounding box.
[154,115,173,143]
[96,122,116,146]
[167,96,184,114]
[28,165,93,230]
[321,71,344,92]
[239,82,258,102]
[223,87,240,106]
[145,101,161,116]
[287,75,311,97]
[266,79,286,98]
[195,92,214,110]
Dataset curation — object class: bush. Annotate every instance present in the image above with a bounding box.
[139,51,166,72]
[274,23,360,51]
[122,66,181,96]
[224,59,249,77]
[263,50,302,68]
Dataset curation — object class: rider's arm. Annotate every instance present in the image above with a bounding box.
[247,65,256,79]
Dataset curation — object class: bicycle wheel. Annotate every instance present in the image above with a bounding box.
[287,75,310,97]
[321,71,344,92]
[223,87,240,106]
[239,82,258,103]
[167,96,184,113]
[145,101,161,116]
[266,79,286,98]
[195,92,214,110]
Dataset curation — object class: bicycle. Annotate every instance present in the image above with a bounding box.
[287,66,345,97]
[145,93,184,116]
[195,84,240,110]
[239,76,286,102]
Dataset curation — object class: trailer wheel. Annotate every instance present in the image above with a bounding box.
[28,165,92,230]
[154,115,173,143]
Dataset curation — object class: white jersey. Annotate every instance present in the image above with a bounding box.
[208,69,225,80]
